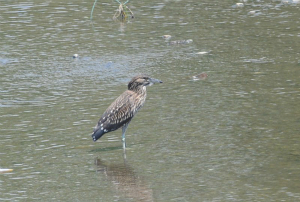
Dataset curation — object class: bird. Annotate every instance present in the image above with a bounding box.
[91,75,163,148]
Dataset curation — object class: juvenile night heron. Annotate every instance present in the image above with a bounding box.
[92,75,163,148]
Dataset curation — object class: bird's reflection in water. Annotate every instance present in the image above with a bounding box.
[95,156,154,202]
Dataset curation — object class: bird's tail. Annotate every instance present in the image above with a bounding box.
[91,128,105,142]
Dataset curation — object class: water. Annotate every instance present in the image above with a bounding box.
[0,0,299,201]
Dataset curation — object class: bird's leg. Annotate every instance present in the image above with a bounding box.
[122,124,128,141]
[122,123,129,149]
[123,140,126,151]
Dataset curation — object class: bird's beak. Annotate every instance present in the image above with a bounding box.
[149,78,163,85]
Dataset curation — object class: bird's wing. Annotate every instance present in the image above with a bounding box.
[94,91,136,133]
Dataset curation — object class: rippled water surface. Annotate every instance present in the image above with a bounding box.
[0,0,300,201]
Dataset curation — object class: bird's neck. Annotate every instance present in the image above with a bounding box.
[130,85,147,95]
[131,86,147,112]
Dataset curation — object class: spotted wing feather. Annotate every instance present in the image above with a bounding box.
[92,91,137,142]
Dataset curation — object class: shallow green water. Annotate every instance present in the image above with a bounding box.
[0,0,300,201]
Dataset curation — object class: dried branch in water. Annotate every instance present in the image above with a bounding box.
[113,3,134,22]
[90,0,134,22]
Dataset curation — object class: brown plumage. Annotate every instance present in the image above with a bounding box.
[92,76,163,144]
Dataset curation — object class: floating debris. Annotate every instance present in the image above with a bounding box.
[236,3,244,7]
[0,168,13,173]
[169,39,193,45]
[196,51,209,55]
[248,10,261,16]
[248,10,257,15]
[234,3,244,8]
[162,35,172,40]
[192,72,208,81]
[73,54,79,58]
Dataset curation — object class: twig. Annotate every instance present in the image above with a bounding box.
[90,0,98,20]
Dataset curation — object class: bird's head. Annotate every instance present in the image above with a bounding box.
[128,76,163,91]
